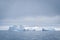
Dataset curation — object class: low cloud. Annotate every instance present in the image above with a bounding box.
[0,16,60,25]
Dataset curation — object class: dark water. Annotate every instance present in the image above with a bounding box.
[0,31,60,40]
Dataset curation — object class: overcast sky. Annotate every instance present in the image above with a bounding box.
[0,0,60,26]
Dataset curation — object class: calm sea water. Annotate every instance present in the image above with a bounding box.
[0,31,60,40]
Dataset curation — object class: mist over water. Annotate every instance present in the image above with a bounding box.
[0,0,60,40]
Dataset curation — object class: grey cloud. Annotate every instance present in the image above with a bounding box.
[0,0,60,26]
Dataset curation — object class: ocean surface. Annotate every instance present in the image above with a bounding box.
[0,31,60,40]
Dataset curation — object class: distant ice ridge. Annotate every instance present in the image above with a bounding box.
[8,25,57,31]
